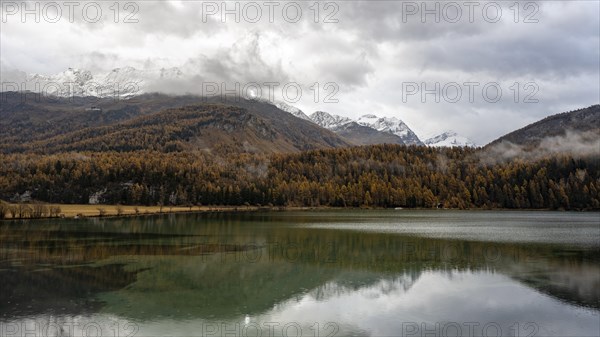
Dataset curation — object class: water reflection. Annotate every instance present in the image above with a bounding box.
[0,211,598,336]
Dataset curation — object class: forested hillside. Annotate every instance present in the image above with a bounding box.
[3,105,338,153]
[489,105,600,147]
[1,145,597,210]
[0,94,349,154]
[1,97,599,212]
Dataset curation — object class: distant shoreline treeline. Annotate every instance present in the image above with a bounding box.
[0,144,598,211]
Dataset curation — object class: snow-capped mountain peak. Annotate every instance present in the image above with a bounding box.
[272,101,312,121]
[18,66,187,98]
[103,67,143,84]
[357,114,422,145]
[310,111,353,129]
[424,131,477,147]
[33,68,95,87]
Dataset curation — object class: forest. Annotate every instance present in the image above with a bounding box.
[0,144,598,213]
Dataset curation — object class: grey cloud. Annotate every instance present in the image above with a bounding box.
[0,61,27,83]
[337,1,501,42]
[141,31,292,95]
[314,51,374,88]
[183,31,290,84]
[397,28,599,79]
[131,2,223,37]
[338,1,598,79]
[74,52,123,73]
[1,0,598,144]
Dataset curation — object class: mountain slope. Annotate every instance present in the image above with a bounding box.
[488,105,600,147]
[332,122,409,146]
[0,93,350,154]
[16,105,296,153]
[0,92,214,148]
[272,101,312,121]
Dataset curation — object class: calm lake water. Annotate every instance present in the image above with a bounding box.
[1,210,599,337]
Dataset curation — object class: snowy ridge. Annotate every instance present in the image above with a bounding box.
[308,111,422,145]
[272,101,312,121]
[18,67,183,98]
[356,114,422,145]
[424,131,477,147]
[308,111,476,147]
[247,95,313,121]
[357,115,410,138]
[310,111,353,129]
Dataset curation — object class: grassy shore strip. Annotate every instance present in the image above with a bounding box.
[1,203,579,221]
[0,203,278,220]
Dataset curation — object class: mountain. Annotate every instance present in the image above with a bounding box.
[272,101,312,121]
[331,122,409,146]
[0,93,350,154]
[424,131,477,147]
[12,105,305,154]
[13,67,184,98]
[356,115,422,145]
[310,111,410,145]
[0,92,209,148]
[310,111,353,129]
[10,67,425,147]
[488,104,600,147]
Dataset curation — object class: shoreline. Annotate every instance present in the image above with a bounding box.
[0,203,596,221]
[0,204,273,220]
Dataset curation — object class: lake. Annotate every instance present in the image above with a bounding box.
[1,210,599,337]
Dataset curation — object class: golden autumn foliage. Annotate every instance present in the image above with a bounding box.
[0,144,598,211]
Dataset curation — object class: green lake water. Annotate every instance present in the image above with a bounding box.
[0,210,598,336]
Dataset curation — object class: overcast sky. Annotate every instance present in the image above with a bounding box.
[1,0,599,144]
